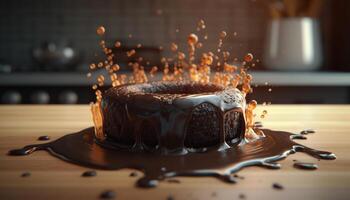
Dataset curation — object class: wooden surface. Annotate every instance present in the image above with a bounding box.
[0,105,349,200]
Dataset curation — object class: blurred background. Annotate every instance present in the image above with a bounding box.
[0,0,349,104]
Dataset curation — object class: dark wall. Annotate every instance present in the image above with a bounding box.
[0,0,267,71]
[323,0,350,71]
[0,0,349,72]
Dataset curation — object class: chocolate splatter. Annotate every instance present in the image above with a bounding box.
[300,129,316,135]
[239,193,246,199]
[82,170,97,177]
[129,172,138,177]
[167,195,175,200]
[100,190,116,199]
[254,121,263,128]
[21,172,31,177]
[167,179,181,184]
[292,135,307,140]
[233,174,244,180]
[38,135,50,141]
[294,162,318,170]
[272,183,284,190]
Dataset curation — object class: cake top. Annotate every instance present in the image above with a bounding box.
[104,81,245,107]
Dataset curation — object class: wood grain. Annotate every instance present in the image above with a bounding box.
[0,105,350,200]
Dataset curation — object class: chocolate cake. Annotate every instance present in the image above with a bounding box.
[99,81,246,154]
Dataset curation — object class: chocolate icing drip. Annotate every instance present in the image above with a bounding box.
[8,127,336,188]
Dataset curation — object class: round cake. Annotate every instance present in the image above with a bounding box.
[99,81,246,154]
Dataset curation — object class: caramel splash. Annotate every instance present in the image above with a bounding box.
[89,21,262,141]
[91,102,104,140]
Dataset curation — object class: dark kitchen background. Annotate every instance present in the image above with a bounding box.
[0,0,349,104]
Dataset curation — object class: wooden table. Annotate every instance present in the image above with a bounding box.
[0,105,349,200]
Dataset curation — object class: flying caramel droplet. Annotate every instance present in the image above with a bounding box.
[244,53,254,62]
[170,43,178,52]
[114,41,121,48]
[89,63,96,70]
[188,34,198,45]
[178,52,186,60]
[220,31,227,38]
[96,26,105,36]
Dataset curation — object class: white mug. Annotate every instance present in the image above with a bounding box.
[263,18,322,71]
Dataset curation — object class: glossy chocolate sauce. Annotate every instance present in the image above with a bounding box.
[8,127,336,188]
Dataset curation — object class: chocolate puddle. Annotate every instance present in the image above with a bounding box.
[8,127,336,188]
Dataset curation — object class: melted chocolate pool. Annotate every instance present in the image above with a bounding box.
[8,127,336,188]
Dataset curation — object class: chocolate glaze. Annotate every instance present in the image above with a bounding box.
[8,127,336,188]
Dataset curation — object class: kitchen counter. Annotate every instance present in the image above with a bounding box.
[0,105,349,200]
